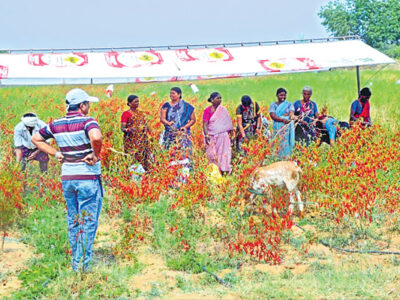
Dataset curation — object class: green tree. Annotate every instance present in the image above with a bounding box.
[319,0,400,49]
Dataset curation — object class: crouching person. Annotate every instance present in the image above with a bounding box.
[32,88,103,272]
[14,112,49,172]
[315,116,349,146]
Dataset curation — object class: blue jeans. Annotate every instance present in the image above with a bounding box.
[62,178,103,271]
[325,118,338,141]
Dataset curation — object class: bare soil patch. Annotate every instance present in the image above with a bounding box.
[0,232,36,297]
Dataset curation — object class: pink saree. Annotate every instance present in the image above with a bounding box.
[205,105,234,172]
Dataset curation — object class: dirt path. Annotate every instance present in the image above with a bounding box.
[0,232,36,297]
[128,246,240,299]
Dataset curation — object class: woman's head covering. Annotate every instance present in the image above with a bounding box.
[21,112,38,127]
[241,95,252,107]
[276,87,287,95]
[127,94,138,104]
[208,92,220,102]
[171,87,182,99]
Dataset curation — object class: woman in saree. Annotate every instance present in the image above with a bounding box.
[293,86,319,145]
[203,92,234,174]
[350,87,372,127]
[121,95,152,170]
[160,87,196,159]
[235,95,261,152]
[269,88,295,158]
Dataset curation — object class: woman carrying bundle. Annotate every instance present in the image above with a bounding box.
[293,86,319,145]
[160,87,196,151]
[235,95,261,152]
[121,95,152,170]
[269,88,295,158]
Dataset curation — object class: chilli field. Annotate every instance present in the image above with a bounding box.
[1,65,400,299]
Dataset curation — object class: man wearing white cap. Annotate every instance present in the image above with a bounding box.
[32,88,103,272]
[14,112,49,172]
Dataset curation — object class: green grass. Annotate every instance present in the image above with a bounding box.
[1,65,399,127]
[238,262,400,299]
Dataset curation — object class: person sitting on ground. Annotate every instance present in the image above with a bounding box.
[14,112,49,172]
[315,116,338,146]
[269,88,295,158]
[293,86,318,145]
[235,95,261,152]
[350,87,372,127]
[121,95,152,171]
[315,107,350,146]
[203,92,234,175]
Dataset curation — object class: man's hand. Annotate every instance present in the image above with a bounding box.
[55,151,64,163]
[82,153,98,166]
[27,150,39,161]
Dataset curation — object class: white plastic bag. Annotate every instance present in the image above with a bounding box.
[129,163,146,183]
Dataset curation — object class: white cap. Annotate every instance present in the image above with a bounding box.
[66,88,99,105]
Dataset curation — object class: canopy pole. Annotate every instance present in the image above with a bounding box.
[356,66,361,94]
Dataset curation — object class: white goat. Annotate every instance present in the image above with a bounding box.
[246,161,303,214]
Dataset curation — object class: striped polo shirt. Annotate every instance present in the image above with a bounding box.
[39,111,101,180]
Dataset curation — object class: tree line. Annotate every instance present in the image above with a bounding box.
[319,0,400,58]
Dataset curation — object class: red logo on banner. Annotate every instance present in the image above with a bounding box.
[196,74,241,80]
[0,65,9,79]
[28,53,88,67]
[258,57,320,72]
[296,57,320,70]
[105,50,164,68]
[176,48,234,62]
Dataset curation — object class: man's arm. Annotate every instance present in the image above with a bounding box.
[82,128,102,166]
[32,132,63,162]
[89,128,102,158]
[15,148,23,162]
[14,127,24,162]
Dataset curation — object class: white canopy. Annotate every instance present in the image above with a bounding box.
[0,38,395,85]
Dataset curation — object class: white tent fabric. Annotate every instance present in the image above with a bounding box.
[0,39,395,85]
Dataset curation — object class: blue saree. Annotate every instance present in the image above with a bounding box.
[272,101,295,158]
[162,100,194,150]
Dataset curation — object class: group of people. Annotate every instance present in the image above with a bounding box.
[12,85,372,272]
[119,86,373,176]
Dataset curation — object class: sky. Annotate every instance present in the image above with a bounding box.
[0,0,332,50]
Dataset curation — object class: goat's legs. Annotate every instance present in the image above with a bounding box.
[295,188,303,212]
[288,191,295,213]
